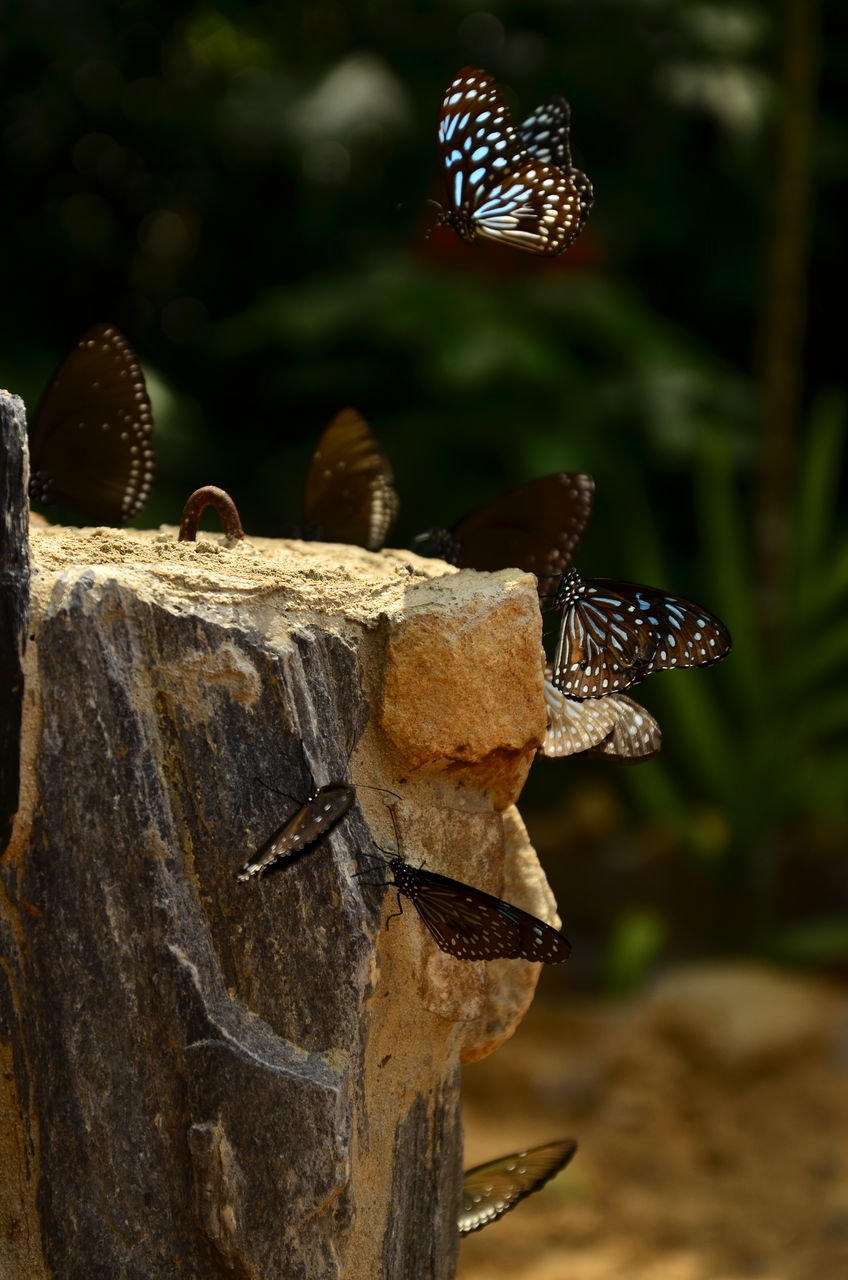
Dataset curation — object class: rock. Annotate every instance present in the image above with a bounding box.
[1,505,558,1279]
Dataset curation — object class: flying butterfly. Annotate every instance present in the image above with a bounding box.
[542,671,661,761]
[237,782,354,882]
[435,67,593,256]
[459,1139,578,1236]
[550,568,732,699]
[28,324,155,524]
[415,472,593,602]
[301,408,399,551]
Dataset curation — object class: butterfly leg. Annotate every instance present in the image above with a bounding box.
[384,893,406,931]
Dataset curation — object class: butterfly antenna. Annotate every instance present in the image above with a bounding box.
[355,783,403,802]
[253,775,299,806]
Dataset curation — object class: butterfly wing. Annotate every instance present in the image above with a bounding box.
[237,783,355,881]
[553,575,732,697]
[542,671,619,756]
[399,865,571,963]
[588,694,662,761]
[460,1139,578,1235]
[521,96,594,222]
[302,408,399,550]
[28,324,155,524]
[551,571,660,697]
[449,473,594,597]
[438,68,592,257]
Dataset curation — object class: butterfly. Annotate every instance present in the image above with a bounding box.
[414,472,594,601]
[542,671,661,760]
[28,324,155,524]
[237,782,354,881]
[550,568,732,699]
[459,1139,578,1235]
[436,67,593,256]
[375,855,571,963]
[301,408,399,551]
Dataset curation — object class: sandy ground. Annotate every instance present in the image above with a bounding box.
[458,964,848,1280]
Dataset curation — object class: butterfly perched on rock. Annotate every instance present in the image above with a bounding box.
[542,669,661,760]
[550,568,731,699]
[435,67,593,256]
[27,324,155,524]
[237,782,354,881]
[414,472,593,601]
[375,854,571,963]
[459,1139,578,1235]
[301,408,398,551]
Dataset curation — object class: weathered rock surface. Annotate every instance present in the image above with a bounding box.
[0,452,557,1280]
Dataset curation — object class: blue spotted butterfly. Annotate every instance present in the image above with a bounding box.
[550,568,732,699]
[436,67,593,256]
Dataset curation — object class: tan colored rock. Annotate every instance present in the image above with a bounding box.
[379,569,547,809]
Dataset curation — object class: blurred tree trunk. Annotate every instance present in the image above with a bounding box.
[0,390,553,1279]
[755,0,820,651]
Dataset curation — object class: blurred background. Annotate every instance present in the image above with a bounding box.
[3,1,846,1276]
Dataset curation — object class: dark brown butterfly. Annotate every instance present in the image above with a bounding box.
[459,1139,578,1235]
[415,472,593,600]
[436,67,593,256]
[237,783,354,881]
[550,568,732,698]
[28,324,155,524]
[542,669,661,760]
[378,855,571,963]
[302,408,399,550]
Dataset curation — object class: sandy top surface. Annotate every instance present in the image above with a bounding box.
[26,524,533,625]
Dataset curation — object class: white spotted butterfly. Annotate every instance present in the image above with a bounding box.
[436,67,593,256]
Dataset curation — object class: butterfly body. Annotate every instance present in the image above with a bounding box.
[385,856,571,963]
[437,68,592,257]
[551,568,731,698]
[28,324,155,524]
[237,783,354,881]
[415,472,594,601]
[459,1139,578,1235]
[302,408,398,550]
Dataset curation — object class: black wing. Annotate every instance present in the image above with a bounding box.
[302,408,398,550]
[416,473,594,602]
[237,783,354,881]
[28,324,155,524]
[392,861,571,963]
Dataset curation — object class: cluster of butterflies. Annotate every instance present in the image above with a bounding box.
[23,68,729,1241]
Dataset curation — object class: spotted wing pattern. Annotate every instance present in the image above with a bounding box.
[520,96,594,218]
[542,670,662,760]
[237,783,354,881]
[437,67,593,257]
[550,569,731,698]
[459,1139,578,1235]
[542,673,618,756]
[416,473,594,601]
[302,408,399,550]
[589,694,662,761]
[388,858,571,963]
[28,324,155,524]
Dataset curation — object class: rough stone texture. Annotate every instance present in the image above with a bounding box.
[0,391,29,853]
[0,518,558,1280]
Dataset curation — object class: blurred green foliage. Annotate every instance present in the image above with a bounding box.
[1,0,845,974]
